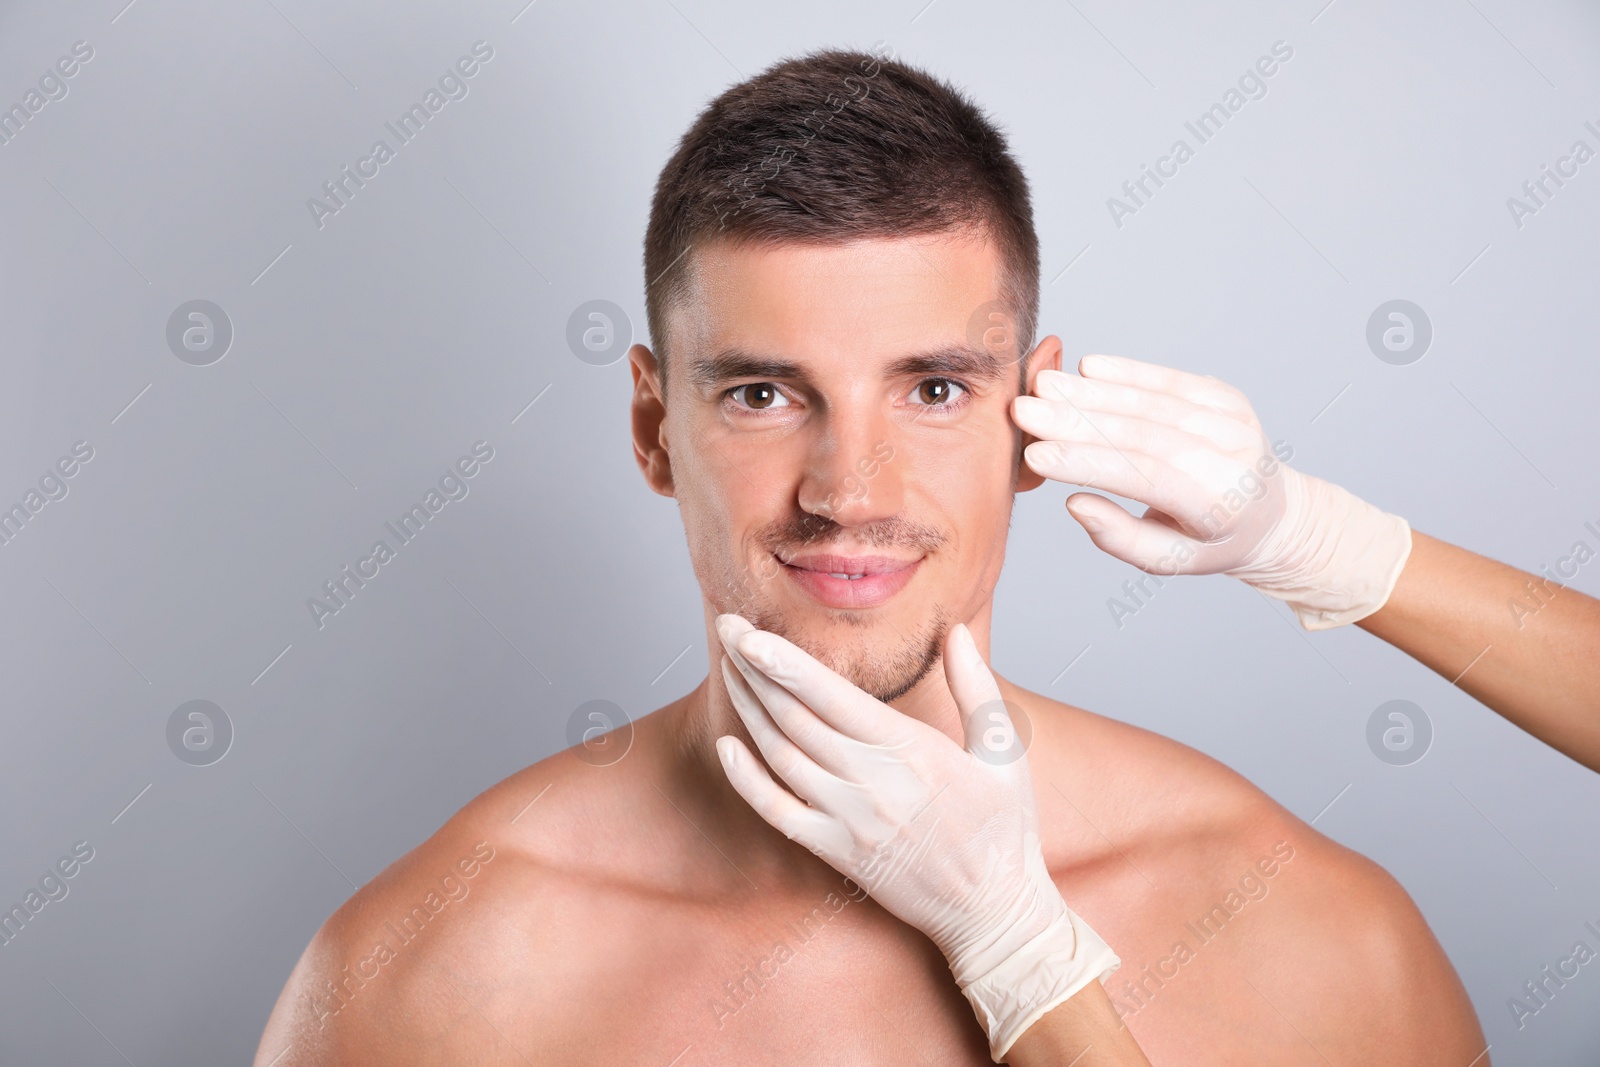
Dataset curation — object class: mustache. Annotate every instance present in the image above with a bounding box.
[760,512,947,557]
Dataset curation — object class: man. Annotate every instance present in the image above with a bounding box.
[255,48,1487,1064]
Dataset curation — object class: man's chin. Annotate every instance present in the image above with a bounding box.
[770,605,951,705]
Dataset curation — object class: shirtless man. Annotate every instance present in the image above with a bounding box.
[255,49,1490,1065]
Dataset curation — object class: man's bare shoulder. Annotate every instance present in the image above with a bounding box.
[1019,689,1485,1064]
[254,738,674,1066]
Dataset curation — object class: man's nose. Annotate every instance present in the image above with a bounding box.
[796,417,902,526]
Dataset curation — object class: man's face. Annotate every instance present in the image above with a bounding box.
[632,229,1055,704]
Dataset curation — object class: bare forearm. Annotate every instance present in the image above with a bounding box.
[1004,982,1151,1066]
[1357,529,1600,771]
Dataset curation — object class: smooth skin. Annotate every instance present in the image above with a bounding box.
[254,230,1483,1065]
[1007,981,1150,1066]
[1358,531,1600,772]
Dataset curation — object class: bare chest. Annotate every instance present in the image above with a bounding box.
[521,883,995,1065]
[471,829,1325,1065]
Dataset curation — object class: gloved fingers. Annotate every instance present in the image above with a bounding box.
[1063,492,1209,574]
[721,632,862,779]
[1021,439,1194,514]
[1077,353,1256,421]
[729,626,907,749]
[1033,368,1260,447]
[943,623,1003,708]
[720,655,841,808]
[1013,394,1222,463]
[715,735,843,855]
[1025,441,1273,550]
[940,625,1021,765]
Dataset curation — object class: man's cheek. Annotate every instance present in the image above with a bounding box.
[954,417,1022,482]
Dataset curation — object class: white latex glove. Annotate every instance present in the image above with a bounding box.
[713,613,1119,1062]
[1012,353,1412,630]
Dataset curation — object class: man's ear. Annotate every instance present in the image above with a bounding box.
[1014,334,1063,493]
[629,343,676,498]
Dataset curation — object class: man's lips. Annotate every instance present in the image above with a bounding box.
[777,552,922,609]
[781,553,919,576]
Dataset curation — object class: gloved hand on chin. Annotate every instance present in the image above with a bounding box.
[713,613,1120,1063]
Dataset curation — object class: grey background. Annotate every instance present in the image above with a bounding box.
[1,0,1596,1063]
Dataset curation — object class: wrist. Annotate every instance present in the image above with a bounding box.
[941,845,1122,1063]
[1230,470,1412,630]
[958,905,1122,1063]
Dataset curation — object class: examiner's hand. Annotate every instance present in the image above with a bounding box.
[713,613,1120,1062]
[1012,353,1412,629]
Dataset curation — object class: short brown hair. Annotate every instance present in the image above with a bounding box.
[642,46,1040,396]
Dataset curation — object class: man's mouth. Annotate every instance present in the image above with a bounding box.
[775,552,923,609]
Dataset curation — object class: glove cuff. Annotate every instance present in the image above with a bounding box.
[1230,470,1413,631]
[959,906,1121,1063]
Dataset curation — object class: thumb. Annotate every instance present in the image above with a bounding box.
[942,624,1011,758]
[1065,492,1202,575]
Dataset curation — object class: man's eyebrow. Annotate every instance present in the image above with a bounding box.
[688,350,804,390]
[688,344,1010,390]
[883,344,1010,382]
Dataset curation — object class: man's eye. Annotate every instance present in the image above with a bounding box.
[909,378,968,407]
[728,383,790,410]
